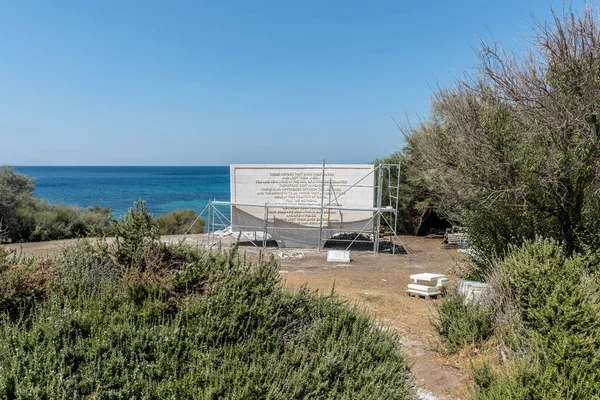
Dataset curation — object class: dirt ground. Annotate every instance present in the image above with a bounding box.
[2,235,470,399]
[273,236,470,400]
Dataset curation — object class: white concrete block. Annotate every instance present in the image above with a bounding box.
[327,250,350,263]
[407,284,442,295]
[410,273,446,282]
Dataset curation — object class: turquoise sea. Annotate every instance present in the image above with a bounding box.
[15,166,230,219]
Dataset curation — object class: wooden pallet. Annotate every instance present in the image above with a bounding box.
[406,291,442,300]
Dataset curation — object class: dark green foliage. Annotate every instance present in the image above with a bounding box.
[0,206,415,398]
[432,292,493,353]
[18,201,111,242]
[461,207,560,280]
[0,166,35,241]
[473,238,600,399]
[470,363,494,391]
[111,200,160,267]
[0,165,113,243]
[373,151,439,235]
[494,239,600,348]
[84,205,114,236]
[156,209,205,235]
[399,6,600,275]
[572,197,600,271]
[0,166,35,218]
[0,166,205,244]
[0,165,206,244]
[397,7,600,398]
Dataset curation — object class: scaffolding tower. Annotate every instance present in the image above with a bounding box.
[201,163,403,254]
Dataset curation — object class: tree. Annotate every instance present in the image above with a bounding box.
[0,167,35,241]
[373,151,442,235]
[407,5,600,255]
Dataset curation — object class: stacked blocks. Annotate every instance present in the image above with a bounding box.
[407,273,449,298]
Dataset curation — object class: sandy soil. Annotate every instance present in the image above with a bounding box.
[2,234,469,399]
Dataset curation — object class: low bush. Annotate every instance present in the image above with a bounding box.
[470,362,495,392]
[156,209,205,235]
[472,238,600,399]
[8,201,112,243]
[0,203,416,399]
[0,166,113,243]
[0,247,47,320]
[111,200,160,267]
[432,292,493,353]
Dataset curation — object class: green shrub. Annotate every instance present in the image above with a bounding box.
[0,166,113,243]
[156,209,205,235]
[7,200,112,243]
[0,259,47,320]
[83,205,113,236]
[472,238,600,399]
[111,199,160,267]
[460,206,560,280]
[0,167,35,242]
[51,240,119,300]
[28,203,82,241]
[0,232,416,398]
[470,362,495,391]
[432,292,493,353]
[493,238,600,348]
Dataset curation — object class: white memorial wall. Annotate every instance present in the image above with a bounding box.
[230,164,375,228]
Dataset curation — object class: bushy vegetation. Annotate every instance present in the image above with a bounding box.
[0,166,112,243]
[473,238,600,399]
[398,6,600,398]
[432,292,493,353]
[0,203,415,399]
[380,6,600,279]
[0,167,206,243]
[157,209,205,235]
[434,238,600,398]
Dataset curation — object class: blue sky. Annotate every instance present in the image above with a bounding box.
[0,0,577,166]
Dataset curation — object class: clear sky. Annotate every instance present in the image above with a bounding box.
[0,0,578,166]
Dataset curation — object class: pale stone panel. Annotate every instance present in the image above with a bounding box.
[230,164,375,228]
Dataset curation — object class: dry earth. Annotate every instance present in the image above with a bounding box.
[2,234,471,399]
[272,236,471,400]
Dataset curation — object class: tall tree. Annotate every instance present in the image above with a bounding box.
[408,6,600,254]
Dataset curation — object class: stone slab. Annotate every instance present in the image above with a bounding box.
[408,283,442,294]
[327,250,350,263]
[410,273,446,282]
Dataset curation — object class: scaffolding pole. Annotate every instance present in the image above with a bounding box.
[318,160,326,252]
[262,203,268,249]
[394,163,400,254]
[373,165,384,254]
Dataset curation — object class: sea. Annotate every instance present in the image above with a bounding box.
[14,166,231,219]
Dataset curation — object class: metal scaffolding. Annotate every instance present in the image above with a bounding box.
[202,163,403,254]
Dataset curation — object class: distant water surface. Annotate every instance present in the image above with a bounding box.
[15,166,230,219]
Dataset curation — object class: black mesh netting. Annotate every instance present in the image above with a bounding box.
[231,206,374,248]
